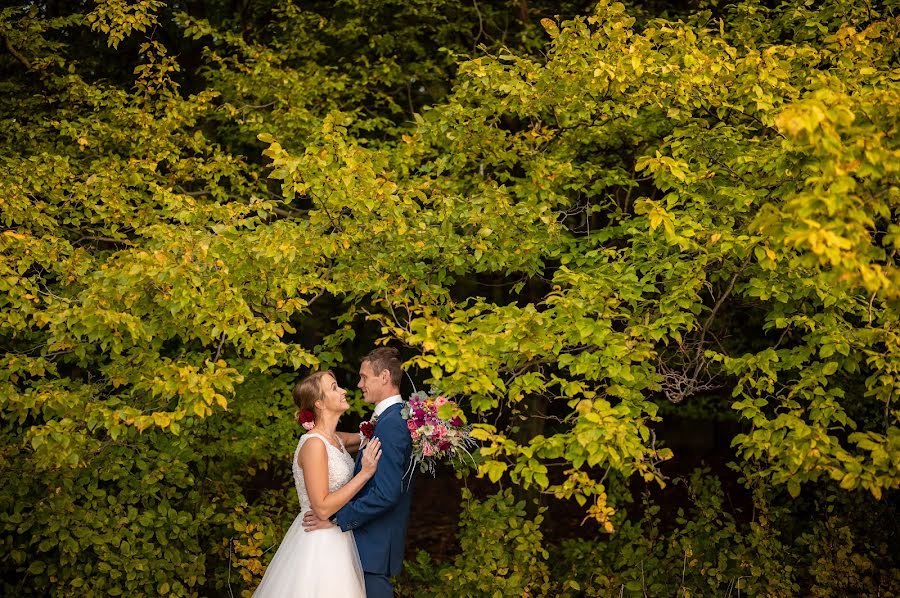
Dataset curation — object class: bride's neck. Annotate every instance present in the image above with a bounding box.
[314,412,340,435]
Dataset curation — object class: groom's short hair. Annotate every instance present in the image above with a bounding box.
[363,347,402,387]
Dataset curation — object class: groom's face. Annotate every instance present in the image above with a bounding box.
[358,360,387,405]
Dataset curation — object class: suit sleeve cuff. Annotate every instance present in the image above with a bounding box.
[333,512,351,531]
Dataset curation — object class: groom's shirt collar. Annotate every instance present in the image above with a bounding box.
[373,394,403,418]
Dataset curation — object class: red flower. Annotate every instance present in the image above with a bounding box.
[359,420,375,439]
[297,409,315,430]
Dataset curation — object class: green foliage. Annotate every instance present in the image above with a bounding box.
[0,371,301,596]
[552,470,802,597]
[400,488,551,597]
[1,0,898,593]
[257,0,900,527]
[401,472,900,597]
[799,515,900,597]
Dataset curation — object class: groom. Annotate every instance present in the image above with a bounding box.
[303,347,415,598]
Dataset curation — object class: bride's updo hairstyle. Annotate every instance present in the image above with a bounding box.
[292,370,334,425]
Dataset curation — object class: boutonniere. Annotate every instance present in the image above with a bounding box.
[359,413,379,445]
[359,419,375,440]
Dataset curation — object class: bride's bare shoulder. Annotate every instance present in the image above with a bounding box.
[298,434,328,465]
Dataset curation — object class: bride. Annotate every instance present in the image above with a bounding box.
[253,370,381,597]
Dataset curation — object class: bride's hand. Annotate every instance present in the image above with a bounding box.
[361,437,381,477]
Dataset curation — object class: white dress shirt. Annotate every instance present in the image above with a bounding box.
[373,394,403,419]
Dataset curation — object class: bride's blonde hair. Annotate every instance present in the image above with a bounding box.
[292,370,334,425]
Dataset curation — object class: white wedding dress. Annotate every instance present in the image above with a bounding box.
[252,433,366,597]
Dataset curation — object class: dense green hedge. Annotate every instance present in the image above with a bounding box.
[400,472,900,597]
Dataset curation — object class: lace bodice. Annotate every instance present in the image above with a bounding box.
[292,433,356,512]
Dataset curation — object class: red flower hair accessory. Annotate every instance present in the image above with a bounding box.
[297,409,315,430]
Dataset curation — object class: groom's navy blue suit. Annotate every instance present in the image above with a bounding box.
[335,402,414,598]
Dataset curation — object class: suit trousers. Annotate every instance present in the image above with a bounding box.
[364,572,392,598]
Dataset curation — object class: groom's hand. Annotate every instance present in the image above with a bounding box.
[302,511,335,532]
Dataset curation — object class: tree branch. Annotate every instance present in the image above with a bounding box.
[2,32,32,70]
[213,331,226,362]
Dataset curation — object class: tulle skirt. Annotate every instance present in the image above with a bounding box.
[252,511,365,597]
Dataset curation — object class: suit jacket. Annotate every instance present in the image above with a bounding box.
[335,402,415,576]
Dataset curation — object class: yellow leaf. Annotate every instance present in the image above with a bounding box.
[540,18,559,38]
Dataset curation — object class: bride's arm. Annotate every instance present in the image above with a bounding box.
[336,431,362,454]
[299,437,381,520]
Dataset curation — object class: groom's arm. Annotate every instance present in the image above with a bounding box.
[334,419,411,532]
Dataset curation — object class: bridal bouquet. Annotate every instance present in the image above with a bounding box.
[401,390,475,477]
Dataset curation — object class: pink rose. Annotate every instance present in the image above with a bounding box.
[422,442,435,457]
[434,396,448,408]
